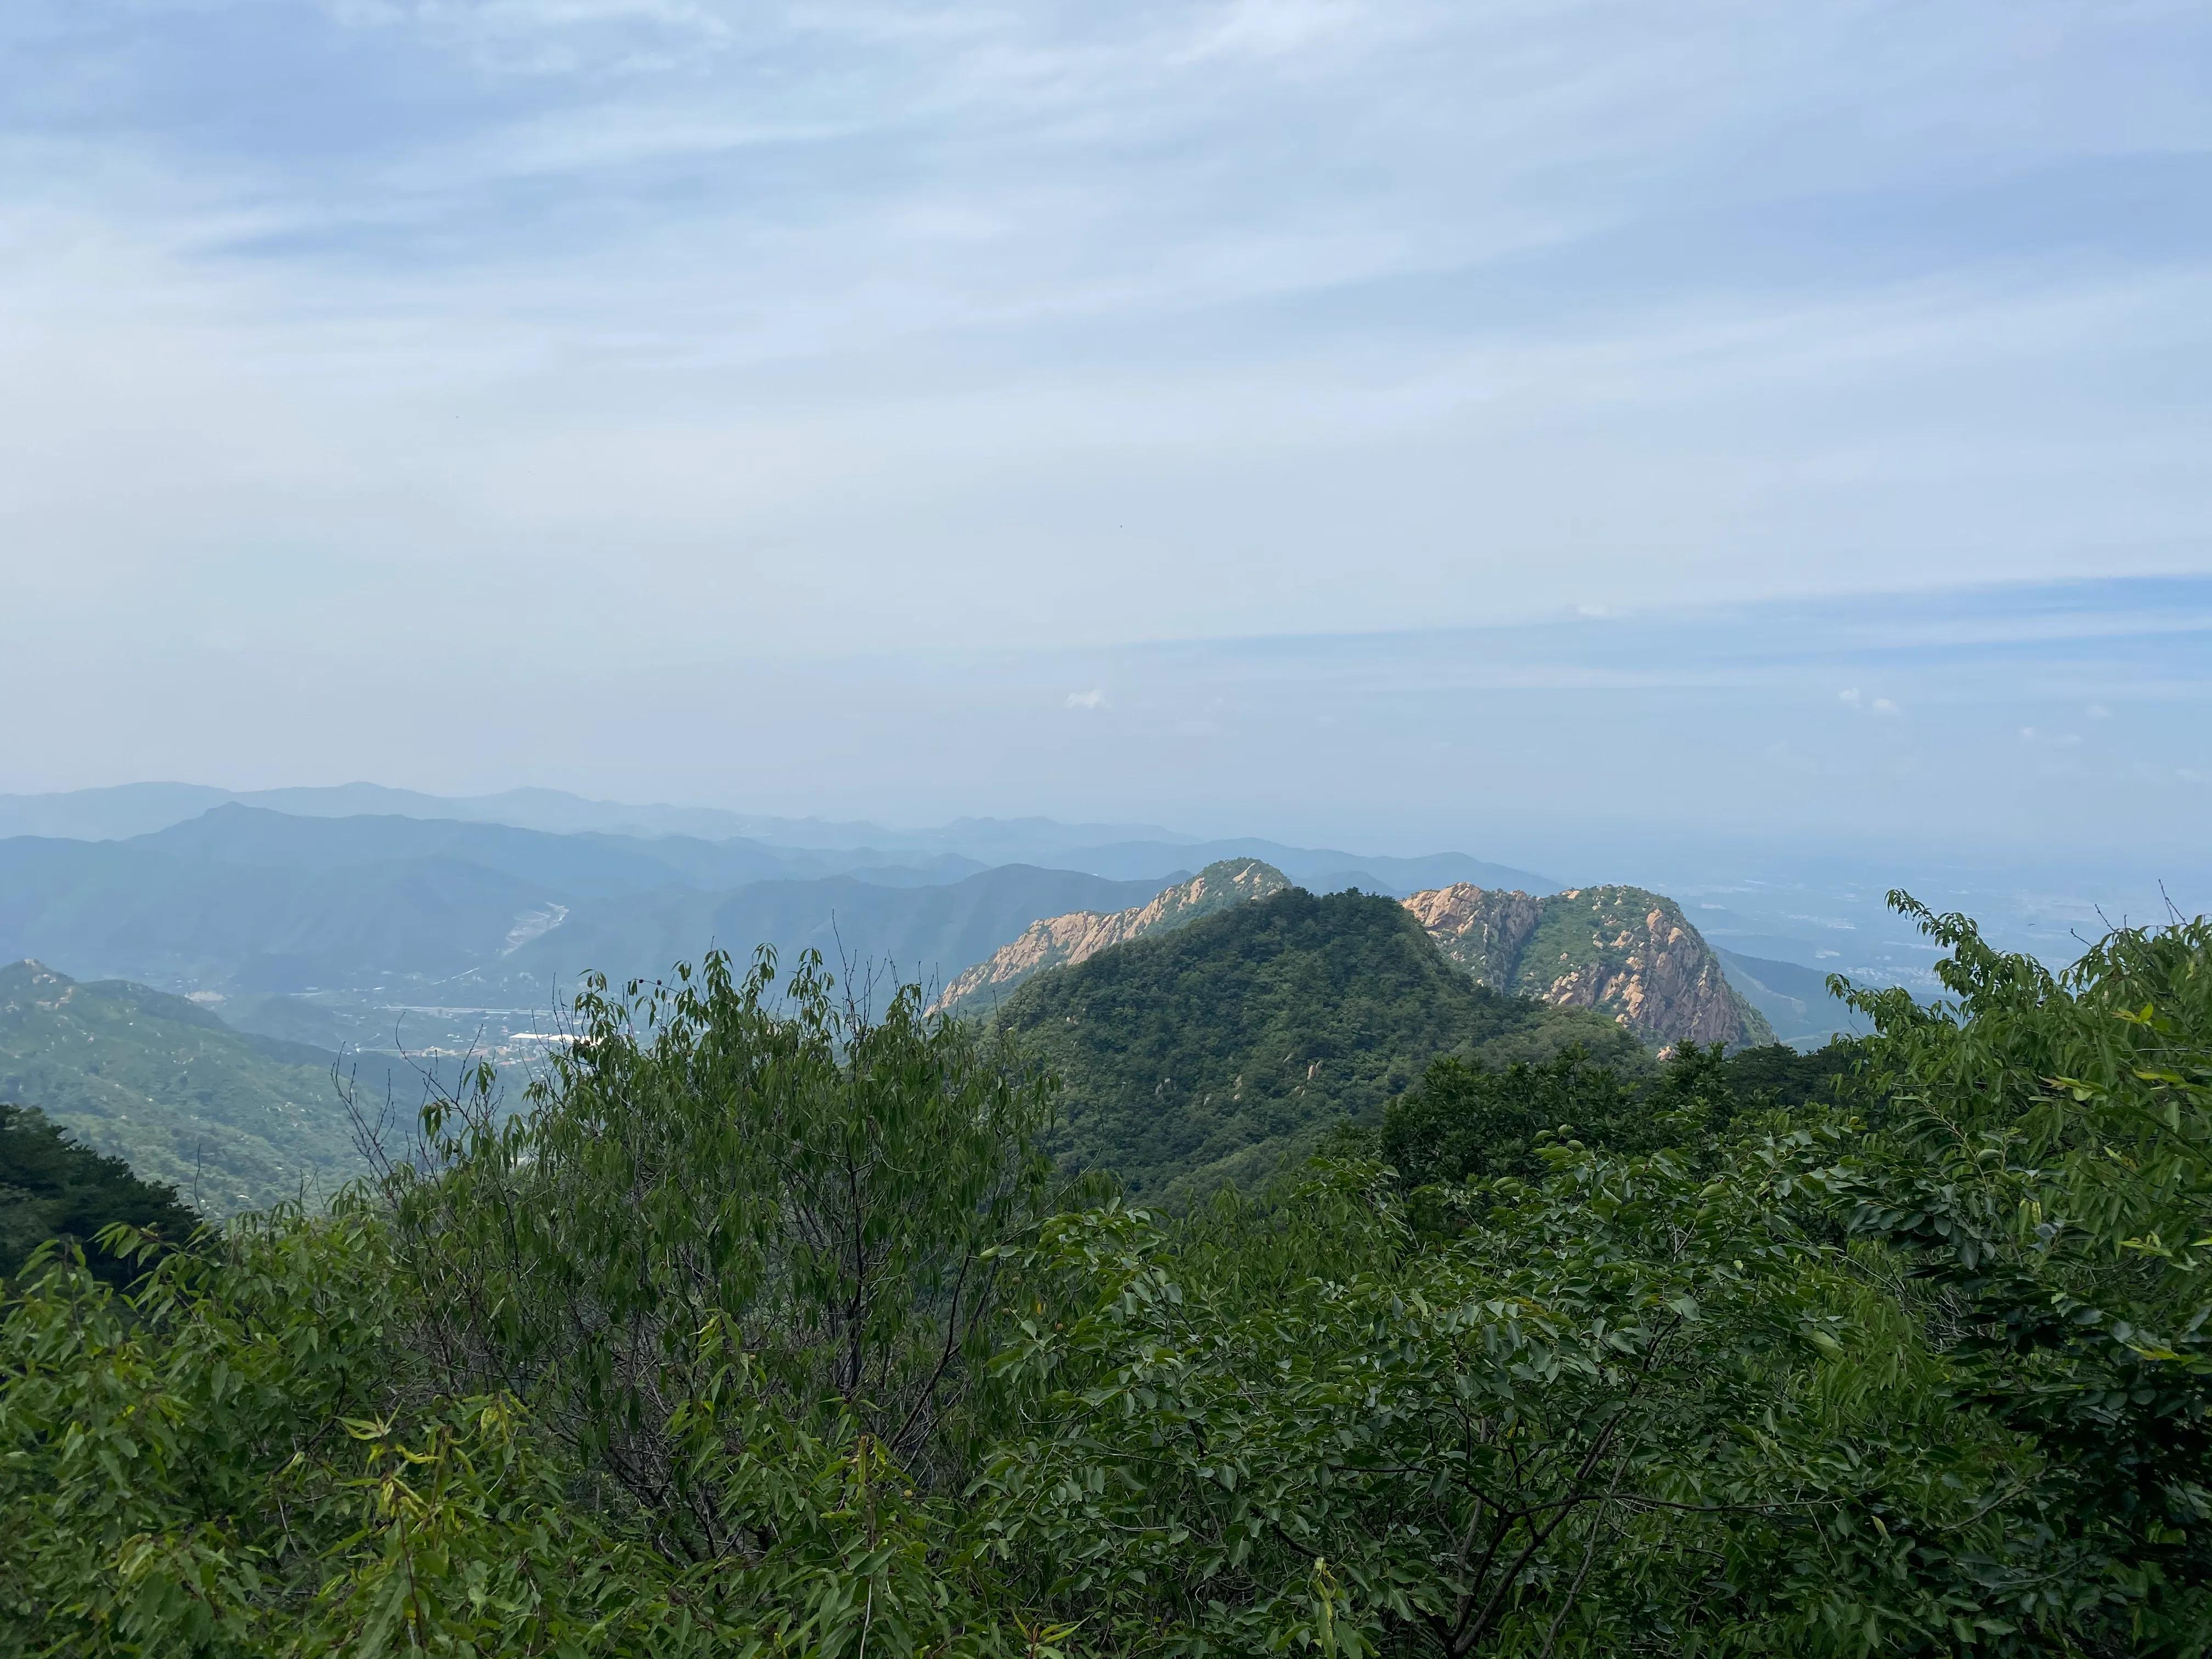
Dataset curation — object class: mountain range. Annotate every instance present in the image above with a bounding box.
[0,780,1867,1227]
[0,803,1567,1043]
[0,793,1853,1225]
[0,784,1547,893]
[943,864,1778,1049]
[0,809,1163,1000]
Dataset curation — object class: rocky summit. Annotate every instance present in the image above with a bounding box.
[1402,883,1774,1049]
[930,857,1289,1017]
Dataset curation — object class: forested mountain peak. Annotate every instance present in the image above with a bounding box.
[0,958,66,1004]
[1405,881,1774,1048]
[930,857,1288,1016]
[991,885,1642,1199]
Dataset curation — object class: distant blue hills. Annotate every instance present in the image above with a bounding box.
[0,792,1558,1022]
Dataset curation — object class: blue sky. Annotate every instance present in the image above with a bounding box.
[1,2,2207,862]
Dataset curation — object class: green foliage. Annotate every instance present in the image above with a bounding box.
[981,1137,2055,1657]
[0,947,1079,1657]
[0,1104,199,1288]
[1378,1037,1858,1210]
[1380,1048,1641,1188]
[1706,1038,1860,1114]
[4,906,2210,1657]
[390,946,1094,1525]
[1829,894,2212,1652]
[994,889,1645,1200]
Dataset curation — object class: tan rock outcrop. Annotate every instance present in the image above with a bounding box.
[1401,885,1544,988]
[932,859,1289,1017]
[1403,883,1774,1050]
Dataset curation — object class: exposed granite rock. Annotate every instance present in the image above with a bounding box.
[931,859,1290,1018]
[1404,883,1775,1051]
[1400,887,1544,987]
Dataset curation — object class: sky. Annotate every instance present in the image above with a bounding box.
[1,2,2208,864]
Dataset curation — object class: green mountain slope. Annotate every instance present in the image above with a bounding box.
[992,888,1645,1200]
[0,960,380,1215]
[933,859,1288,1017]
[1404,884,1775,1048]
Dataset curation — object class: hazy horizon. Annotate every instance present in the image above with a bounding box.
[7,574,2208,878]
[3,4,2207,881]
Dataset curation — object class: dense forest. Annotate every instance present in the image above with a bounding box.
[2,894,2208,1655]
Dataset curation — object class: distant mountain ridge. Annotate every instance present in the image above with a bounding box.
[0,787,1551,894]
[0,784,1188,853]
[933,859,1289,1016]
[480,865,1175,1005]
[128,804,982,888]
[1404,884,1774,1049]
[0,813,1165,998]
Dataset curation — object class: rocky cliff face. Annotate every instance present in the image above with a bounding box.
[1405,884,1775,1050]
[932,859,1289,1017]
[1400,887,1545,987]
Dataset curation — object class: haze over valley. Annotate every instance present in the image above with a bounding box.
[8,777,2179,1085]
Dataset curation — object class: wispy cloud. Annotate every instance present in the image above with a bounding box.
[0,2,2207,833]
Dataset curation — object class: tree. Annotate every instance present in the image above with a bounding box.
[0,1103,199,1288]
[1380,1048,1638,1189]
[386,946,1086,1551]
[1832,896,2212,1652]
[5,912,2209,1657]
[0,950,1077,1657]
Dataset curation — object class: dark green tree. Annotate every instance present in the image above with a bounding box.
[0,1103,199,1288]
[1380,1048,1637,1189]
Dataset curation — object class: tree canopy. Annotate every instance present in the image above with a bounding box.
[2,902,2208,1656]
